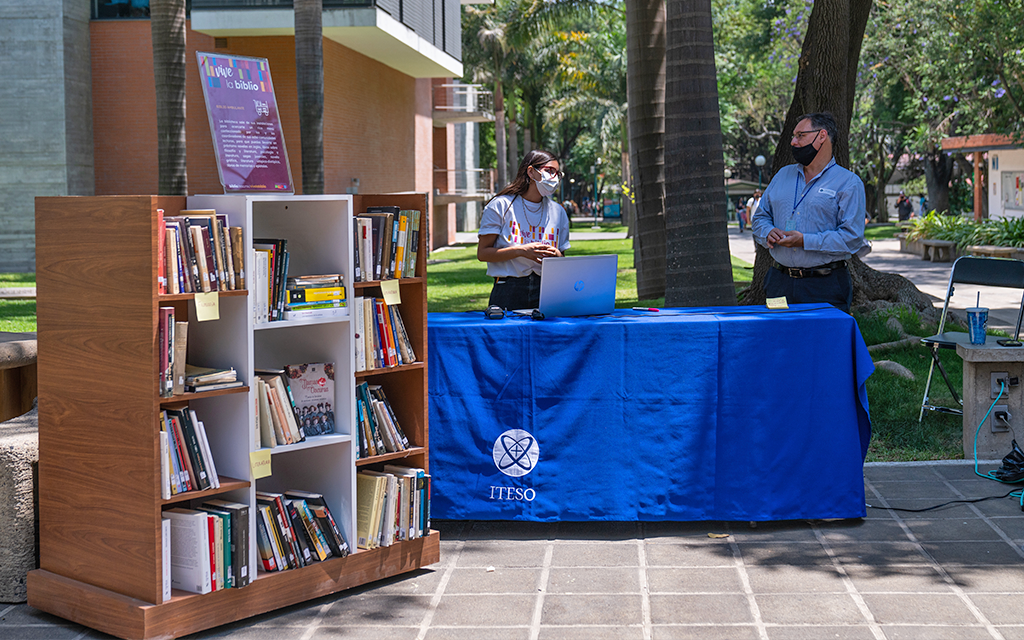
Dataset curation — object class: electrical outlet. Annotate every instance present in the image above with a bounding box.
[992,372,1011,398]
[992,404,1010,433]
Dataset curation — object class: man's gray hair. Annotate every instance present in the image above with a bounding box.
[798,112,838,144]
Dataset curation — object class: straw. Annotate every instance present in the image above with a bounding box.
[977,292,980,307]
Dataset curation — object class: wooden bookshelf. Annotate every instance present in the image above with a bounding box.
[29,194,436,640]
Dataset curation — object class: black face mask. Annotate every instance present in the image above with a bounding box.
[791,139,820,166]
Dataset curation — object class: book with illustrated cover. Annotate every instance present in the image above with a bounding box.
[284,363,335,436]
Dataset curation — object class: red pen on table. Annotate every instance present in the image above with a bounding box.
[632,307,659,312]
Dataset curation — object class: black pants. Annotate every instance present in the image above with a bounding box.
[765,266,852,313]
[489,273,541,310]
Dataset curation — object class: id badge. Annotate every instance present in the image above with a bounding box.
[785,213,800,232]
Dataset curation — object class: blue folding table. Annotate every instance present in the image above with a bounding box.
[428,305,873,522]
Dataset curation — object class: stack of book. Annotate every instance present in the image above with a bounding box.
[184,364,242,393]
[253,237,288,323]
[158,307,188,397]
[356,466,430,550]
[160,209,245,295]
[355,382,411,459]
[352,207,421,282]
[256,362,337,448]
[354,297,416,372]
[254,490,350,573]
[284,274,347,321]
[163,500,250,597]
[160,407,220,498]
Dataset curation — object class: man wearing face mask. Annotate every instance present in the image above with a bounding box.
[751,112,869,313]
[478,149,571,310]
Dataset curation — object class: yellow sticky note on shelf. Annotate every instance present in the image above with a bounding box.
[249,449,272,479]
[766,296,789,310]
[381,279,402,306]
[195,291,220,321]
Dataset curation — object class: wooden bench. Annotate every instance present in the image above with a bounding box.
[920,239,957,262]
[966,245,1016,258]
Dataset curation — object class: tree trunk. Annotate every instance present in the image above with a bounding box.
[508,101,519,167]
[923,145,954,214]
[151,0,188,196]
[626,0,667,299]
[295,0,324,195]
[744,0,873,307]
[495,81,507,188]
[662,0,734,307]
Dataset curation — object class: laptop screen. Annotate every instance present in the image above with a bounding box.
[538,255,618,317]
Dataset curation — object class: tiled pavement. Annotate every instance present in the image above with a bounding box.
[3,462,1023,640]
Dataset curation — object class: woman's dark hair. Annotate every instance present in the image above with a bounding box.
[491,149,558,201]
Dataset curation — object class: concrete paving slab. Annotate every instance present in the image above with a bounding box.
[646,567,744,593]
[754,593,867,625]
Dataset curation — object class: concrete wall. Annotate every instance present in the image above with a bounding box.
[0,0,93,273]
[989,148,1024,220]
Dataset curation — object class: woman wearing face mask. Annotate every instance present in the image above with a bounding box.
[478,149,571,310]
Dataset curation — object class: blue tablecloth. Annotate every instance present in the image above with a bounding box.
[428,305,873,522]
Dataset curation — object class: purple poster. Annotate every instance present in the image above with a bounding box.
[197,52,293,193]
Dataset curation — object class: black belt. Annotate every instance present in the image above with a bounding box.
[495,272,541,284]
[773,260,847,279]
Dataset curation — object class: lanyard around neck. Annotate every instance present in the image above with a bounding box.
[792,163,833,214]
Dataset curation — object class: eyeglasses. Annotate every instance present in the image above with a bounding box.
[791,129,822,141]
[536,166,563,180]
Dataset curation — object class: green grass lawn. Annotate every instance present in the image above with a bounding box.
[0,273,36,332]
[865,224,900,241]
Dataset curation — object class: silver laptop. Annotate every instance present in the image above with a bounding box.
[516,254,618,317]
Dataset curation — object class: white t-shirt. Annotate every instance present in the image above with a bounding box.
[478,194,571,278]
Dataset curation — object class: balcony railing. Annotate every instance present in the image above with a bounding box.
[434,168,495,205]
[432,84,494,126]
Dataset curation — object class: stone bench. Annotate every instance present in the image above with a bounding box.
[966,245,1016,259]
[895,232,924,257]
[920,239,957,262]
[0,332,37,604]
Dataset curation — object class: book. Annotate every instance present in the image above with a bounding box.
[166,412,196,492]
[284,490,350,558]
[256,378,277,449]
[283,500,314,566]
[161,517,171,602]
[164,508,213,594]
[292,499,331,561]
[282,306,348,321]
[254,505,280,572]
[404,209,421,278]
[191,409,221,489]
[172,322,188,396]
[256,492,301,569]
[157,208,166,294]
[159,430,171,499]
[287,285,345,304]
[202,499,251,587]
[356,472,386,549]
[253,249,270,324]
[283,363,335,436]
[354,295,366,373]
[185,364,237,386]
[229,226,245,289]
[393,211,408,279]
[159,307,173,397]
[166,408,211,491]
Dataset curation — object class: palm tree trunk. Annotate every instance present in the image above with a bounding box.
[745,0,873,306]
[295,0,324,195]
[626,0,666,299]
[662,0,734,307]
[495,81,507,187]
[151,0,188,196]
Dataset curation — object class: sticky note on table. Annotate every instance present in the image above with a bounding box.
[381,279,402,306]
[195,291,220,321]
[766,296,789,310]
[249,449,272,479]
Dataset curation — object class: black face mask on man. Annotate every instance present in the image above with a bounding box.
[791,136,821,166]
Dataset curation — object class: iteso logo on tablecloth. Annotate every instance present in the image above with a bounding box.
[492,429,540,477]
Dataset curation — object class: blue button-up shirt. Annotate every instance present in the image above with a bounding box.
[751,158,869,268]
